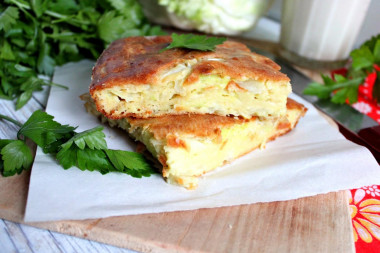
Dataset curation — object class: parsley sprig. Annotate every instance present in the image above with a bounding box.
[303,34,380,103]
[0,111,155,178]
[161,33,227,52]
[0,0,164,109]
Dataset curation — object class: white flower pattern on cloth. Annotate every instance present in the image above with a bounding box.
[362,186,380,197]
[352,101,372,114]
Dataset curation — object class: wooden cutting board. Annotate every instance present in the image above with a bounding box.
[0,171,354,252]
[0,37,354,252]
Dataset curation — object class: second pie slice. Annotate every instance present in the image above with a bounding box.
[83,94,306,189]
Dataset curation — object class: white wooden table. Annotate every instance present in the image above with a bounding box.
[0,90,136,253]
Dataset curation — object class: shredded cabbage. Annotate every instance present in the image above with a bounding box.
[140,0,273,35]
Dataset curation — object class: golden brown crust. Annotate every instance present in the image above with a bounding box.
[90,36,290,94]
[127,98,305,140]
[81,93,306,144]
[268,99,307,140]
[276,120,291,131]
[286,98,308,115]
[128,113,254,140]
[157,155,167,168]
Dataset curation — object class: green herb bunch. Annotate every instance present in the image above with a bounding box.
[0,110,155,177]
[0,0,164,109]
[304,34,380,104]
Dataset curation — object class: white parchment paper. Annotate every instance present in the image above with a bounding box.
[24,60,380,222]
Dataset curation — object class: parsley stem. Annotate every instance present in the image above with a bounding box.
[46,82,69,90]
[0,114,23,128]
[9,0,91,26]
[330,77,365,90]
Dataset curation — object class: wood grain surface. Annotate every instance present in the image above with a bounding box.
[0,38,355,252]
[0,171,354,253]
[0,219,133,253]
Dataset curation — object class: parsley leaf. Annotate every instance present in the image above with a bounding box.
[48,0,79,15]
[76,149,113,174]
[37,42,55,76]
[303,82,332,99]
[98,11,134,45]
[106,149,155,177]
[351,46,374,70]
[15,89,33,110]
[161,33,227,52]
[331,75,361,104]
[0,6,19,32]
[0,140,33,177]
[60,126,107,151]
[1,109,155,178]
[57,141,154,177]
[56,126,154,177]
[56,145,77,169]
[1,40,16,60]
[18,110,76,152]
[30,0,49,18]
[57,145,113,173]
[0,139,13,149]
[363,34,380,53]
[15,76,45,109]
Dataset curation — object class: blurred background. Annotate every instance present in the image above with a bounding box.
[140,0,379,48]
[139,0,379,67]
[249,0,379,47]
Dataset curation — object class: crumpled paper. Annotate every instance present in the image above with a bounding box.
[24,60,380,222]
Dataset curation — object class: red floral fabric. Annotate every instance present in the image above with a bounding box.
[354,66,380,125]
[332,68,380,252]
[351,187,380,252]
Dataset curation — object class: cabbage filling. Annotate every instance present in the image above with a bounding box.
[93,61,290,119]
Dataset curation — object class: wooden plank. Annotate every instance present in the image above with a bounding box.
[18,223,65,253]
[0,220,21,253]
[2,220,34,253]
[0,171,30,222]
[0,170,354,252]
[34,193,354,253]
[46,227,134,253]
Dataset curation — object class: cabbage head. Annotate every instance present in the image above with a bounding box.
[140,0,273,35]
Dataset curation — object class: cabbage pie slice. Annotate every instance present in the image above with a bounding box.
[83,94,306,189]
[90,36,291,119]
